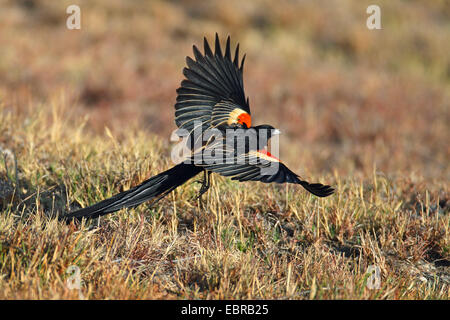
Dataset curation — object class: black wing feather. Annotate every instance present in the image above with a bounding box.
[199,150,334,198]
[175,34,250,132]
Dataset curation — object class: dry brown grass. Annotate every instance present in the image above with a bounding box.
[0,0,449,299]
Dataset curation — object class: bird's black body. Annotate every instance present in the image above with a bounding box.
[65,34,334,221]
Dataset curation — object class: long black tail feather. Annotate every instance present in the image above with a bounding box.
[298,179,334,197]
[65,163,202,221]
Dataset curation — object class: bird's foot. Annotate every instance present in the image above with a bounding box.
[195,170,211,203]
[196,183,210,200]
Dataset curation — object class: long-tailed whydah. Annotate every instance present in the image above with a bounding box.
[66,34,333,221]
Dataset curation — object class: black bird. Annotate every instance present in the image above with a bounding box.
[66,34,334,221]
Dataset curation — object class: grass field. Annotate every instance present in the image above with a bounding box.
[0,0,449,299]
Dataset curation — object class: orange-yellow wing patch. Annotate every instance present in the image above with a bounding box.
[227,108,252,128]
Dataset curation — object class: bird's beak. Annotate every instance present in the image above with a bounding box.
[273,129,281,135]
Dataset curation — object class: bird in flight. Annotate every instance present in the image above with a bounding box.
[66,34,333,220]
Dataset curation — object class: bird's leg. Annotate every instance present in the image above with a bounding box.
[196,170,211,200]
[192,168,206,185]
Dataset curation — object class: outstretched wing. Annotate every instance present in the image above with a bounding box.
[195,146,334,197]
[175,34,251,135]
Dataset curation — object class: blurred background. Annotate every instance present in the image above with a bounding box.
[0,0,448,183]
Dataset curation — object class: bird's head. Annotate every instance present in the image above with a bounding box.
[252,124,281,150]
[253,124,281,140]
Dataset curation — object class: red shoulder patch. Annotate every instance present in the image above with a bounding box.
[237,112,252,128]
